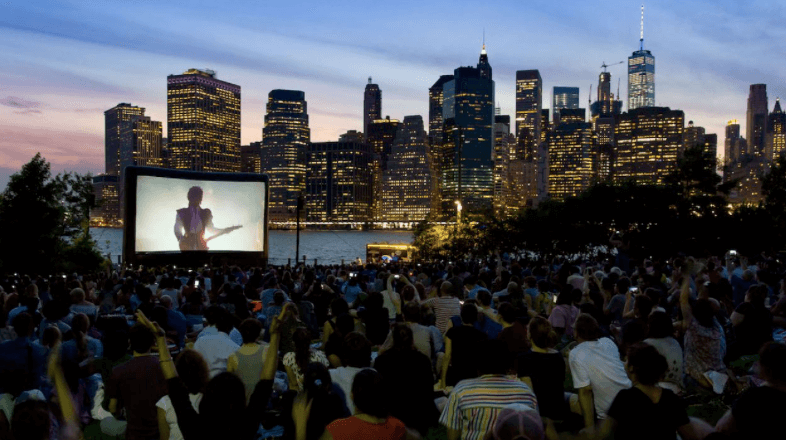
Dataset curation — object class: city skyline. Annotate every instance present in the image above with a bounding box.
[1,0,785,188]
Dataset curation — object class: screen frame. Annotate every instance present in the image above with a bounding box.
[123,166,269,268]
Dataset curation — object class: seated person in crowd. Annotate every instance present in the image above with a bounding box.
[330,331,373,414]
[598,343,701,440]
[568,314,631,432]
[440,303,488,389]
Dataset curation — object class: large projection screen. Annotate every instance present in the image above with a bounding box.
[124,167,268,265]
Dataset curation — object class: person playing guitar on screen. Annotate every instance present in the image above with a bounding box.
[174,186,241,251]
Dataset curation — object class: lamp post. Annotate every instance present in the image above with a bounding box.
[296,194,304,265]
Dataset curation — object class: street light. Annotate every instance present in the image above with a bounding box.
[455,200,462,224]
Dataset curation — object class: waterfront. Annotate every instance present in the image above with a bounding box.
[89,228,414,265]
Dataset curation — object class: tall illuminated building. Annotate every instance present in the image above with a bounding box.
[306,139,374,224]
[363,79,382,140]
[724,121,746,164]
[613,107,683,185]
[548,121,595,200]
[628,6,655,110]
[105,103,145,176]
[683,121,706,151]
[167,69,241,173]
[515,70,542,207]
[440,45,495,217]
[381,116,432,222]
[105,104,162,221]
[240,142,262,174]
[591,72,623,119]
[552,87,580,125]
[767,99,786,160]
[747,84,769,158]
[367,117,400,220]
[89,174,120,228]
[493,114,514,216]
[428,75,454,214]
[260,89,310,223]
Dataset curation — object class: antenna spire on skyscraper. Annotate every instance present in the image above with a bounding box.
[482,29,487,54]
[640,4,645,51]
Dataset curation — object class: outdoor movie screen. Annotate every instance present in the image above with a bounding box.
[133,174,266,253]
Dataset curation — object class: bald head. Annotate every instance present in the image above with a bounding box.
[160,295,173,309]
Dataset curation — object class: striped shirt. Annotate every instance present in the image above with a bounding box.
[423,297,461,333]
[440,375,539,440]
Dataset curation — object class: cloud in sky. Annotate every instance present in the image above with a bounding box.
[0,0,785,186]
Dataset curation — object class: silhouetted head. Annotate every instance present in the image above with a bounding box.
[187,186,204,206]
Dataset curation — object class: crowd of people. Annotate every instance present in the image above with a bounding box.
[1,249,785,440]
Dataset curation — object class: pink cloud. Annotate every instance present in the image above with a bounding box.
[0,124,103,175]
[1,96,42,110]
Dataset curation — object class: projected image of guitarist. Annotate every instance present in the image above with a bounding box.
[174,186,242,251]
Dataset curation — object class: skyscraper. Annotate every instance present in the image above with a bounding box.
[767,98,786,160]
[515,70,542,207]
[724,121,746,164]
[89,174,120,228]
[382,115,432,222]
[439,47,495,216]
[240,142,262,174]
[683,121,706,152]
[167,69,241,172]
[306,139,374,223]
[614,107,684,185]
[552,87,580,125]
[260,89,310,223]
[747,84,768,158]
[105,103,145,176]
[367,116,400,220]
[591,71,623,119]
[363,78,382,140]
[428,75,454,215]
[493,114,514,216]
[548,121,595,200]
[628,6,655,110]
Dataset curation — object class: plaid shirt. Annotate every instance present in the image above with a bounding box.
[440,375,539,440]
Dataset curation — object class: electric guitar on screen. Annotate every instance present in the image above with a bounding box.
[179,225,243,251]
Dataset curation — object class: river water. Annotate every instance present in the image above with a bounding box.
[89,228,414,265]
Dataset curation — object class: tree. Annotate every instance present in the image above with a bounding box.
[0,154,102,274]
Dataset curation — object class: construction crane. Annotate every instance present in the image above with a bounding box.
[601,61,624,72]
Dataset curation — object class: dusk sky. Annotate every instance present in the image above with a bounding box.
[2,0,785,188]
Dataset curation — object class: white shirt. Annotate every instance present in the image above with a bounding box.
[329,366,369,415]
[156,393,202,440]
[193,332,240,378]
[568,338,632,419]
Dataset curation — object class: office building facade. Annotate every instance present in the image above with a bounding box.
[515,70,542,207]
[167,69,241,173]
[747,84,768,158]
[260,89,310,223]
[90,174,120,228]
[724,121,746,164]
[548,121,595,200]
[306,140,374,223]
[614,107,683,185]
[439,50,495,217]
[105,103,146,177]
[767,99,786,160]
[552,87,580,125]
[627,49,655,110]
[381,115,432,222]
[240,142,262,174]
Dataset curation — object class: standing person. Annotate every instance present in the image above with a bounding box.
[597,343,700,440]
[106,323,169,440]
[568,314,631,433]
[440,340,538,440]
[173,186,240,251]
